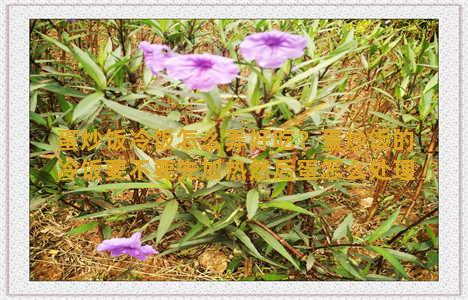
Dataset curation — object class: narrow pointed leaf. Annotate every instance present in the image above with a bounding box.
[103,99,180,130]
[155,199,179,244]
[246,189,259,220]
[367,246,409,279]
[250,223,301,270]
[334,251,365,280]
[261,201,313,216]
[77,202,163,219]
[332,214,354,241]
[71,44,107,89]
[72,91,104,122]
[66,221,99,236]
[365,208,400,243]
[273,187,330,203]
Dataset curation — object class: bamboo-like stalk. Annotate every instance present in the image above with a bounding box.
[287,148,297,195]
[252,220,306,261]
[403,125,438,221]
[365,148,401,222]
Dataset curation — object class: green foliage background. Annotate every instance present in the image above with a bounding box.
[30,19,438,281]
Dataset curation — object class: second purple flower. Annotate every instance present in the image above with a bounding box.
[164,53,239,92]
[239,30,308,69]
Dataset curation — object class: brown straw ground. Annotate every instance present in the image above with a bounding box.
[30,203,239,281]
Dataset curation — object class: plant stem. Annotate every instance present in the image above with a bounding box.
[403,124,438,222]
[251,220,343,279]
[252,220,306,261]
[390,206,438,244]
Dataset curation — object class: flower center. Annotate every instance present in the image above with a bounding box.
[194,58,214,69]
[264,36,284,47]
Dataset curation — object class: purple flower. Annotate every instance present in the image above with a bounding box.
[164,53,239,92]
[239,30,308,69]
[96,232,158,261]
[139,41,175,74]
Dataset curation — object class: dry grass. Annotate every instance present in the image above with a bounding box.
[30,203,240,281]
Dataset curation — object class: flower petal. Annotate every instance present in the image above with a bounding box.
[164,53,239,91]
[139,42,175,74]
[239,30,307,69]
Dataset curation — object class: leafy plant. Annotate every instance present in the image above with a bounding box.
[30,19,438,281]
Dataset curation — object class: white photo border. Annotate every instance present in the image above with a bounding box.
[6,3,461,296]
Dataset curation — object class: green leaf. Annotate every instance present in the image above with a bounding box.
[306,254,315,271]
[425,250,438,268]
[30,112,47,126]
[231,228,285,269]
[72,91,104,123]
[424,225,438,248]
[271,182,288,198]
[98,37,113,67]
[366,274,397,281]
[232,228,263,258]
[419,88,434,120]
[367,246,409,279]
[102,224,112,239]
[246,72,260,106]
[189,208,212,226]
[57,94,73,118]
[233,96,301,116]
[316,77,347,100]
[301,73,318,103]
[249,223,301,270]
[261,201,313,216]
[198,209,241,237]
[37,31,71,53]
[423,72,438,94]
[246,189,259,220]
[402,114,419,123]
[77,202,163,219]
[143,66,153,87]
[405,44,417,73]
[334,251,365,280]
[332,214,353,241]
[130,50,143,72]
[31,141,54,151]
[273,187,330,203]
[103,99,180,130]
[369,111,405,127]
[262,273,289,281]
[30,90,38,112]
[66,182,167,193]
[274,96,302,114]
[365,208,400,243]
[202,89,222,115]
[155,199,179,244]
[161,236,218,256]
[66,221,99,235]
[174,223,204,245]
[38,82,85,98]
[384,248,422,266]
[71,44,107,89]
